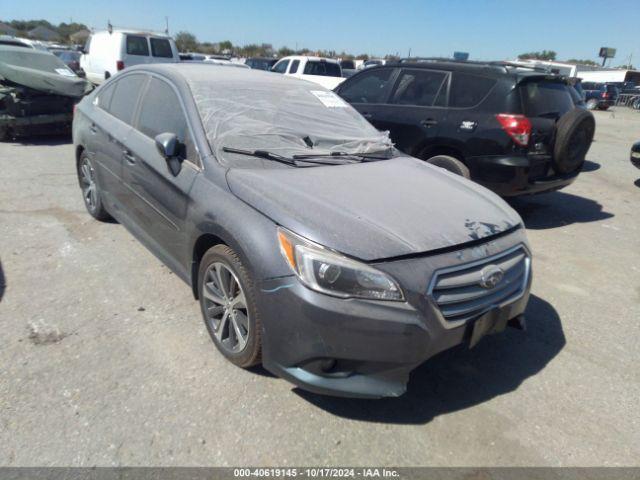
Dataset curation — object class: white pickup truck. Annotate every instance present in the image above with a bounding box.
[270,56,345,90]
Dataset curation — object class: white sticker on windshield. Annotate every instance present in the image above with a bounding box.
[55,68,77,77]
[311,90,348,108]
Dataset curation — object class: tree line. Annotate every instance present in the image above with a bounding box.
[1,19,89,42]
[174,31,386,60]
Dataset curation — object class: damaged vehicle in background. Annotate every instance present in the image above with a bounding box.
[73,64,531,398]
[1,45,92,141]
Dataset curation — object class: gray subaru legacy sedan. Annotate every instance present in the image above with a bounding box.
[73,64,531,398]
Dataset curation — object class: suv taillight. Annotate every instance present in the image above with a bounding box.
[602,92,610,99]
[496,114,532,147]
[116,60,125,71]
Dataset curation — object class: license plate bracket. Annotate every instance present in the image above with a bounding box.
[469,308,510,348]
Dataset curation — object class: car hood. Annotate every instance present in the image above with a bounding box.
[226,156,523,261]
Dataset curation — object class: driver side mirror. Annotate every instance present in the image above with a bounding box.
[155,132,183,176]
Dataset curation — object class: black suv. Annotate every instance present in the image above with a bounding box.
[582,82,619,110]
[335,59,595,196]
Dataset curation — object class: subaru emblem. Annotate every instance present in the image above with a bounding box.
[479,265,504,289]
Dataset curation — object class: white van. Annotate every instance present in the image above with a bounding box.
[80,29,179,84]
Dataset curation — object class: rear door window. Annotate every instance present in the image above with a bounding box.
[289,59,300,74]
[126,35,150,56]
[449,73,496,108]
[109,74,148,125]
[339,68,395,104]
[519,81,575,117]
[390,69,448,107]
[137,77,195,161]
[303,61,341,77]
[150,38,173,58]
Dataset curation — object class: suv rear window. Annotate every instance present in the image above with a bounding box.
[150,38,173,58]
[449,73,496,108]
[303,61,341,77]
[126,35,149,56]
[519,81,575,117]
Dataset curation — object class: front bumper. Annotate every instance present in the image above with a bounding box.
[258,230,531,398]
[468,154,579,196]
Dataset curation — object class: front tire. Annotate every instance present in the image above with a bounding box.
[198,245,262,368]
[77,152,111,221]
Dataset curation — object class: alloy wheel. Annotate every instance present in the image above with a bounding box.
[202,262,250,353]
[80,158,98,212]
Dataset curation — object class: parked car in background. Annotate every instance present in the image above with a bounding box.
[582,82,619,110]
[245,57,278,70]
[204,58,249,68]
[568,77,586,103]
[361,59,386,69]
[335,59,595,196]
[271,55,345,89]
[0,35,49,51]
[73,63,531,398]
[179,52,206,61]
[339,59,356,70]
[51,49,84,76]
[631,141,640,169]
[80,29,179,84]
[1,45,92,140]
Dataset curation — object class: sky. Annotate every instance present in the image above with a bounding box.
[3,0,640,65]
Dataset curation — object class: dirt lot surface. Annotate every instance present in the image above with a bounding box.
[1,108,639,466]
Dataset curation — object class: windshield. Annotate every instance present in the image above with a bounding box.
[187,68,392,169]
[0,48,75,76]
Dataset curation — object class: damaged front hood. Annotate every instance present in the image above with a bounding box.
[227,156,523,261]
[0,48,92,98]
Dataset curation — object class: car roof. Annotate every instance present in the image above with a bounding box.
[280,55,339,63]
[0,44,56,57]
[92,29,172,38]
[383,59,559,81]
[124,62,321,88]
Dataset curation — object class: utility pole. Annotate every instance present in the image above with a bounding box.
[165,16,169,34]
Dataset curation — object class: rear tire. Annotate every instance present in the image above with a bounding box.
[553,108,595,174]
[425,155,470,179]
[198,245,262,368]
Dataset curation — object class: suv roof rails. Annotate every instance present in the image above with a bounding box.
[398,57,555,74]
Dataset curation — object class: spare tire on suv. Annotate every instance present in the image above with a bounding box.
[553,108,595,174]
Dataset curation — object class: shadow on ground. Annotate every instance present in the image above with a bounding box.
[8,134,72,147]
[508,191,613,230]
[581,160,601,172]
[295,294,564,424]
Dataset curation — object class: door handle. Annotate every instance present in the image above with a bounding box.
[421,118,438,127]
[89,124,98,134]
[123,150,136,164]
[362,112,373,119]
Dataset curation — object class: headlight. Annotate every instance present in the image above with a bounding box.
[277,227,404,301]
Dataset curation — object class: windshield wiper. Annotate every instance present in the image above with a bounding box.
[293,150,392,161]
[222,147,361,166]
[223,147,299,166]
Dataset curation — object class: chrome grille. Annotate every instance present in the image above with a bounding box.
[428,245,530,325]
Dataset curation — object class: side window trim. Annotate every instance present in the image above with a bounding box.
[388,68,450,108]
[134,73,202,170]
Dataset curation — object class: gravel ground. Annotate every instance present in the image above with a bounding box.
[0,107,639,467]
